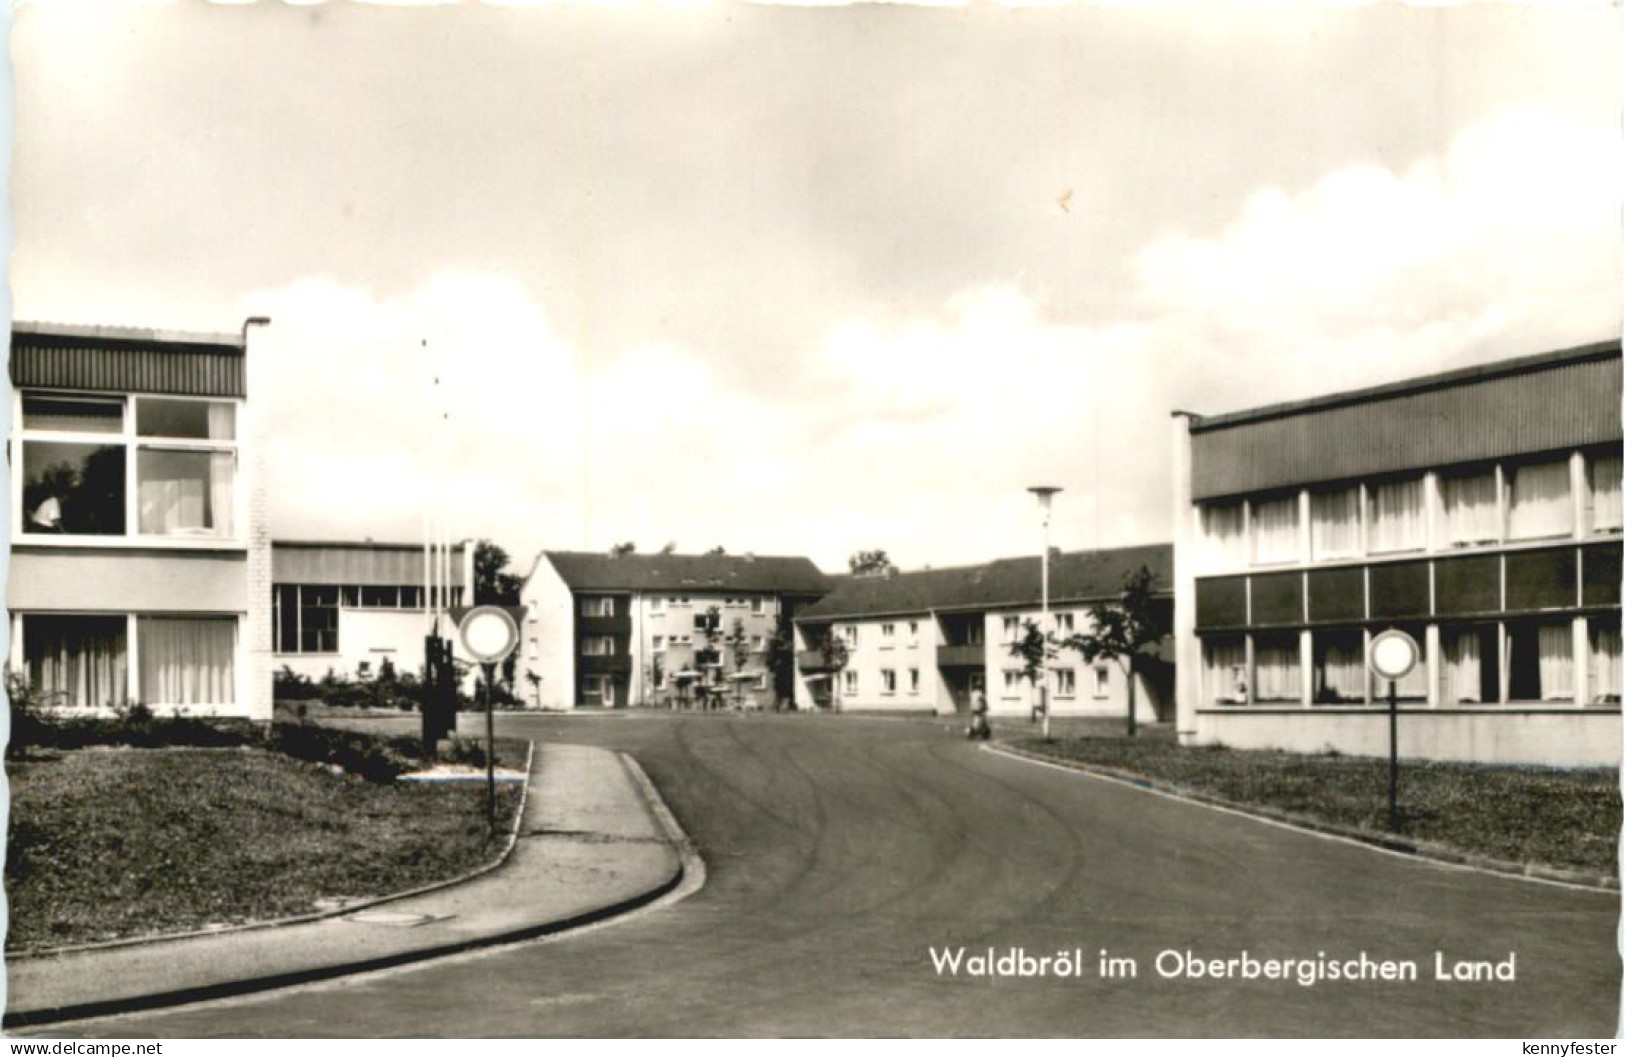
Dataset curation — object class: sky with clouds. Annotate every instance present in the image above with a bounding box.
[8,1,1622,574]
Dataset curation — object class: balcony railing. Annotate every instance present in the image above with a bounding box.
[796,649,835,672]
[579,615,632,636]
[580,654,632,675]
[936,644,985,669]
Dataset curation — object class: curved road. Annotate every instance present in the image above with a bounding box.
[66,714,1619,1037]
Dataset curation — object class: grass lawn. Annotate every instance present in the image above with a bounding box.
[5,746,523,952]
[1003,727,1619,876]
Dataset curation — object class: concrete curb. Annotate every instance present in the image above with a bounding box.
[8,740,539,963]
[3,747,691,1030]
[983,742,1618,894]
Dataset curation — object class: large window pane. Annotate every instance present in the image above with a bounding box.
[22,395,123,434]
[137,449,235,537]
[1441,469,1499,547]
[274,584,300,653]
[1251,496,1300,566]
[1589,617,1621,705]
[22,441,126,535]
[136,398,235,440]
[1200,502,1246,570]
[1312,630,1365,704]
[299,586,339,653]
[1441,624,1498,704]
[1507,619,1574,702]
[1368,477,1425,554]
[139,617,236,706]
[1507,459,1573,541]
[1253,633,1301,703]
[1311,487,1360,561]
[1588,454,1622,534]
[23,615,128,709]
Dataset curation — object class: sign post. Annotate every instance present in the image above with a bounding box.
[1368,628,1420,834]
[458,605,520,835]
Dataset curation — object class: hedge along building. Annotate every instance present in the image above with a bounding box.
[1170,341,1623,767]
[269,539,474,683]
[793,545,1174,720]
[516,550,831,710]
[8,321,274,719]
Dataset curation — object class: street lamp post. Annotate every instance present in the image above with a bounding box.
[1028,486,1062,741]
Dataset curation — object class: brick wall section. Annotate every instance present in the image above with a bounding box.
[242,320,274,722]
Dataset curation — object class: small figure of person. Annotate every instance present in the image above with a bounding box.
[967,687,990,740]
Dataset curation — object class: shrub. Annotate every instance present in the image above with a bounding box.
[273,665,322,702]
[437,736,490,769]
[263,723,419,783]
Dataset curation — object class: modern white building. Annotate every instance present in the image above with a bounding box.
[516,550,829,709]
[793,546,1174,720]
[269,539,474,683]
[1171,340,1623,767]
[8,321,274,719]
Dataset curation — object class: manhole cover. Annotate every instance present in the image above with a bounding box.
[344,909,448,927]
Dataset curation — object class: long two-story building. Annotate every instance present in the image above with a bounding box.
[793,545,1174,720]
[1171,340,1622,767]
[516,550,830,709]
[8,321,274,720]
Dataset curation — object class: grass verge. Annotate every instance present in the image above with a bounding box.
[5,746,524,952]
[1002,728,1619,876]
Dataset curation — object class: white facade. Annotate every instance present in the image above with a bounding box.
[515,555,577,710]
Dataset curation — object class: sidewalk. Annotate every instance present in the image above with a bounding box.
[4,744,687,1028]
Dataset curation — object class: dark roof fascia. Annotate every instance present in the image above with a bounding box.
[273,539,468,552]
[13,321,246,352]
[798,590,1174,624]
[1189,341,1621,435]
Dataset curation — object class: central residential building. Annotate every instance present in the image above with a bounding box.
[7,321,273,719]
[1171,340,1622,767]
[793,545,1174,719]
[515,550,830,709]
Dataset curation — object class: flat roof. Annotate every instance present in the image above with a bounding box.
[13,320,248,350]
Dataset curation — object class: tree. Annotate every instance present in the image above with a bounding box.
[848,549,897,578]
[820,630,850,713]
[1061,565,1168,738]
[610,541,637,556]
[1007,620,1062,739]
[728,617,751,708]
[473,540,524,604]
[659,541,678,555]
[763,609,798,709]
[705,545,727,556]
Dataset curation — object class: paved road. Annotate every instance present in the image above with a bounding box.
[59,714,1619,1037]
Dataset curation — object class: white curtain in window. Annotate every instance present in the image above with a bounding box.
[209,451,235,535]
[1203,639,1246,704]
[139,617,236,705]
[1392,643,1429,700]
[1311,489,1360,560]
[26,616,128,709]
[1201,503,1246,570]
[1589,455,1622,533]
[1441,471,1499,546]
[1590,624,1622,703]
[1508,460,1573,540]
[1251,497,1299,565]
[1369,478,1425,553]
[1536,623,1574,701]
[1442,631,1483,704]
[1315,637,1365,702]
[138,451,234,536]
[1253,639,1301,702]
[206,402,235,440]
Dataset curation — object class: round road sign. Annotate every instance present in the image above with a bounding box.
[459,605,519,664]
[1369,628,1420,681]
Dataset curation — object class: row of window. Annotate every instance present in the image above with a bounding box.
[18,613,238,708]
[650,633,764,651]
[1198,449,1623,572]
[647,596,773,614]
[837,613,1080,649]
[840,665,1111,698]
[17,392,241,541]
[272,584,464,655]
[1200,616,1622,706]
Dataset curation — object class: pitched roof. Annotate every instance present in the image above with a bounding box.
[542,551,830,595]
[796,543,1172,621]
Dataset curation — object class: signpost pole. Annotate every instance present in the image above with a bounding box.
[484,660,497,836]
[1388,677,1399,834]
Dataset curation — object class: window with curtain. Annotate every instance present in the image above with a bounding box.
[135,398,237,540]
[1440,469,1500,547]
[1251,496,1300,566]
[1589,618,1622,705]
[1312,630,1365,704]
[1253,634,1301,703]
[23,615,128,709]
[1506,459,1573,541]
[1506,619,1574,702]
[1385,626,1430,702]
[1200,502,1246,570]
[1202,638,1247,704]
[1440,625,1494,704]
[1311,487,1360,561]
[138,616,235,706]
[1367,477,1425,554]
[1587,453,1622,535]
